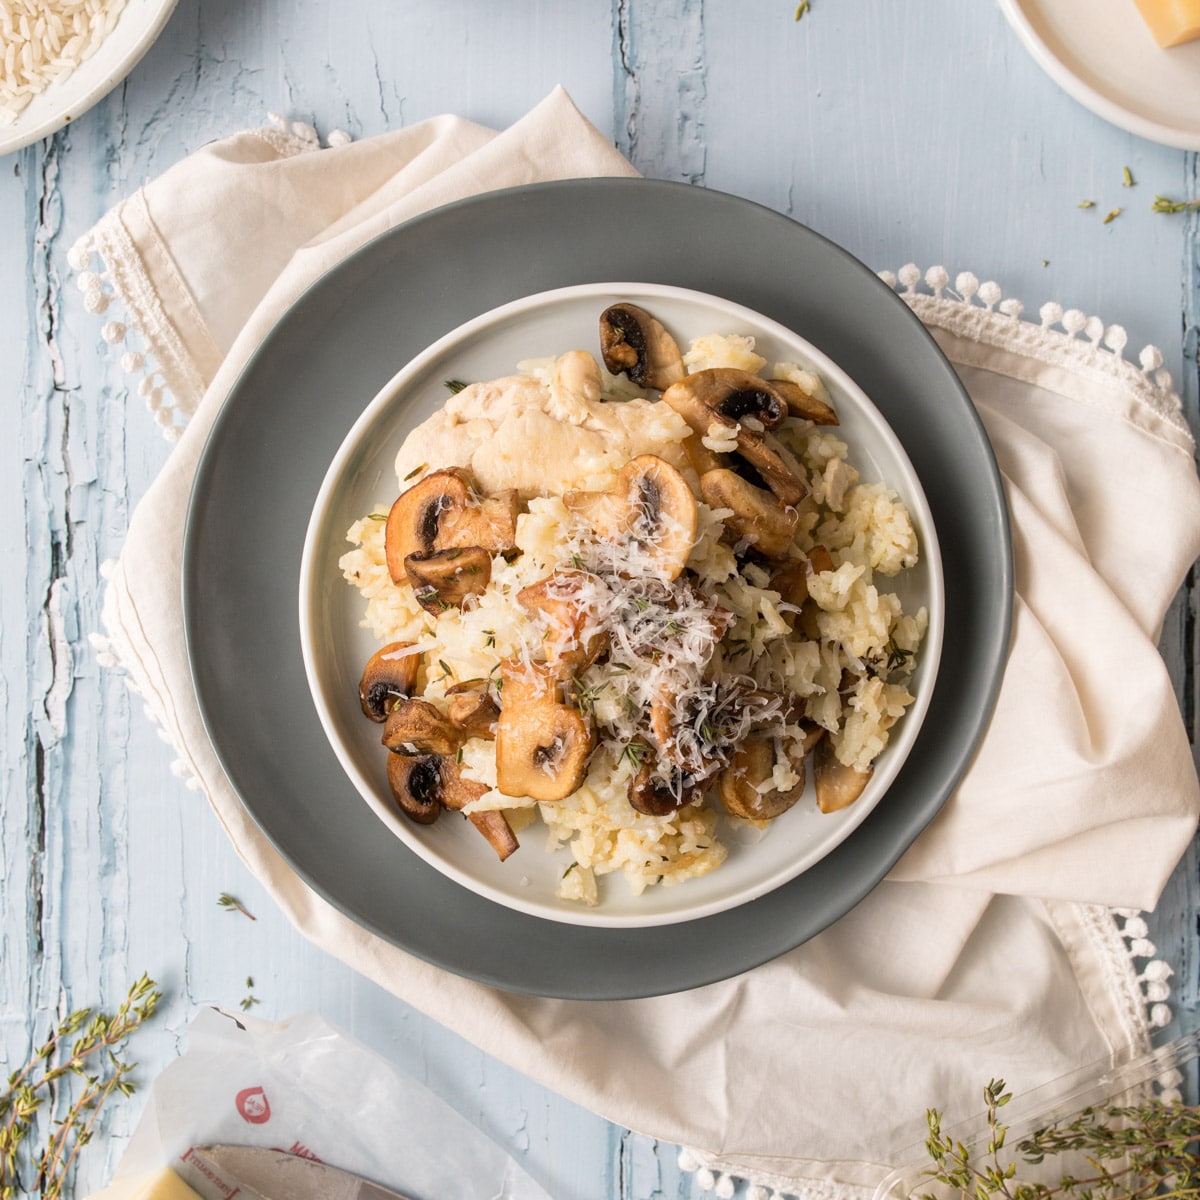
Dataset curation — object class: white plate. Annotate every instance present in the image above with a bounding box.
[299,282,944,929]
[998,0,1200,150]
[0,0,177,156]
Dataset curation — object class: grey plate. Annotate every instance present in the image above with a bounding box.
[183,179,1012,1001]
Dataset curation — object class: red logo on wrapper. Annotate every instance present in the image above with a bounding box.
[235,1085,271,1124]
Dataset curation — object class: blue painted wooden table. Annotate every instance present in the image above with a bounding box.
[2,2,1198,1197]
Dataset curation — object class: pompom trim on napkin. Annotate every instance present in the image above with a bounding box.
[66,114,354,441]
[881,264,1192,447]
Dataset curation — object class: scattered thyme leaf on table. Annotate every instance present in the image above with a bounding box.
[1153,195,1200,215]
[240,977,261,1012]
[922,1078,1200,1200]
[0,974,162,1200]
[217,892,256,920]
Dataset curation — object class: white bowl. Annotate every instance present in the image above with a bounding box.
[299,282,944,928]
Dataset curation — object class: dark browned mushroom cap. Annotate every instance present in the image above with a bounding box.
[358,642,422,722]
[627,762,701,816]
[662,368,793,429]
[663,373,806,506]
[404,546,493,613]
[385,467,519,584]
[387,753,444,824]
[814,737,873,813]
[381,698,463,756]
[700,468,799,560]
[599,303,686,391]
[718,737,806,821]
[387,750,519,860]
[385,468,470,581]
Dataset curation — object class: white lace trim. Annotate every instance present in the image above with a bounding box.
[674,1150,876,1200]
[881,264,1192,444]
[88,559,205,791]
[66,113,353,442]
[1109,907,1176,1033]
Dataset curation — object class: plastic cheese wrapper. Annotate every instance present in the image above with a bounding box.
[89,1007,553,1200]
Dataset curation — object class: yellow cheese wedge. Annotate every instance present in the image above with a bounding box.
[86,1167,204,1200]
[1133,0,1200,47]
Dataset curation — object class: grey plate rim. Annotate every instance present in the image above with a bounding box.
[182,178,1013,1001]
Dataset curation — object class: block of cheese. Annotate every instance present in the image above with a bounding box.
[1133,0,1200,46]
[86,1167,205,1200]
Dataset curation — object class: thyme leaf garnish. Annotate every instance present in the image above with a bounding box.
[1152,194,1200,214]
[217,892,257,920]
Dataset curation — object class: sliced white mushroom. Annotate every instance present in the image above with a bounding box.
[663,371,807,505]
[718,737,805,821]
[385,467,519,584]
[494,659,596,802]
[699,468,799,559]
[814,737,873,813]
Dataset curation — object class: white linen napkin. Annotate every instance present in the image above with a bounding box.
[77,88,1200,1198]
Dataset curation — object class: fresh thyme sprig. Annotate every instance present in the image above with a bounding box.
[622,739,651,769]
[0,974,162,1200]
[922,1078,1200,1200]
[1152,195,1200,215]
[217,892,256,920]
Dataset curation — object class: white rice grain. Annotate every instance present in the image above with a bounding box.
[0,0,127,126]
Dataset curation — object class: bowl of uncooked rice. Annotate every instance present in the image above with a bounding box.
[0,0,177,152]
